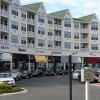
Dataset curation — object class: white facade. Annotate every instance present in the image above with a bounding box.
[0,0,100,57]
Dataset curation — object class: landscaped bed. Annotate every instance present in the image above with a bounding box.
[0,83,24,95]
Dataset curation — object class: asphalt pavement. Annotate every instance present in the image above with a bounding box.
[0,75,100,100]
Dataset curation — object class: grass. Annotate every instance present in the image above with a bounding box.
[0,83,24,94]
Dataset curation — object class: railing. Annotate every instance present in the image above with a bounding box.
[0,24,9,32]
[0,9,9,17]
[27,31,35,37]
[81,38,89,43]
[80,28,89,33]
[54,24,62,30]
[27,43,34,48]
[54,46,61,50]
[54,36,62,40]
[0,39,9,44]
[81,48,89,51]
[27,18,35,25]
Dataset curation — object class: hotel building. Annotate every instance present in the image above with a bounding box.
[0,0,100,72]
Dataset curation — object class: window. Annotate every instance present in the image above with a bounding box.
[91,34,98,40]
[38,39,45,47]
[48,41,53,47]
[11,35,18,43]
[38,27,45,35]
[74,33,79,39]
[12,4,18,16]
[91,22,98,30]
[48,17,52,25]
[74,43,79,49]
[21,37,26,44]
[27,26,34,32]
[38,12,45,23]
[64,18,71,27]
[21,23,26,31]
[64,31,71,38]
[64,42,71,49]
[74,22,79,28]
[21,9,26,18]
[11,20,18,30]
[91,44,98,50]
[48,29,52,36]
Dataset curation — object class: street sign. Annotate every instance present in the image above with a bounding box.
[84,68,94,81]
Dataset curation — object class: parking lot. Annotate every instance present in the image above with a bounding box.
[0,75,100,100]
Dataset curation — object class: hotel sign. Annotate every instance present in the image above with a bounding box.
[52,51,61,54]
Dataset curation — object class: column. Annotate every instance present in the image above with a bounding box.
[10,54,12,70]
[64,63,66,70]
[81,57,84,68]
[28,55,31,70]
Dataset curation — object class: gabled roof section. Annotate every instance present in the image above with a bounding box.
[22,2,42,12]
[48,9,69,19]
[79,14,95,22]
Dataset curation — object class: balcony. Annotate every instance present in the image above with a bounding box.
[27,18,35,25]
[54,46,61,50]
[0,24,9,33]
[54,36,61,40]
[27,31,35,38]
[0,39,9,44]
[80,28,89,33]
[0,9,9,17]
[27,43,34,48]
[81,48,89,51]
[54,24,62,30]
[81,38,89,43]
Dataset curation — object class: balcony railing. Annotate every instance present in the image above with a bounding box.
[27,18,35,25]
[54,24,62,30]
[0,24,9,33]
[27,31,35,37]
[54,46,61,50]
[81,48,89,51]
[54,36,61,40]
[27,43,34,48]
[80,28,89,33]
[0,9,9,17]
[0,39,9,44]
[81,38,89,43]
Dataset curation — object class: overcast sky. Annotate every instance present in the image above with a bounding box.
[20,0,100,19]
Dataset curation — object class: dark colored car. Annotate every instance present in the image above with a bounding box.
[45,68,54,76]
[56,69,64,75]
[33,69,44,77]
[21,70,32,79]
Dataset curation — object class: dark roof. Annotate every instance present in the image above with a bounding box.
[78,14,95,22]
[22,2,42,12]
[48,9,69,19]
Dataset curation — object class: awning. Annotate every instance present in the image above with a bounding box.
[86,57,100,63]
[0,53,12,61]
[35,55,47,62]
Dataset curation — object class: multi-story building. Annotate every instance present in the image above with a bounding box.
[0,0,100,72]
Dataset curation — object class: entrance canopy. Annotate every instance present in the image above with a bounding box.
[34,55,47,62]
[0,53,12,61]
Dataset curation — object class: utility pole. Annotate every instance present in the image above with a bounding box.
[69,55,72,100]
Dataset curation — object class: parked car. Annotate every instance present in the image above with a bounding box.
[45,68,54,76]
[33,69,44,77]
[10,69,22,81]
[21,70,32,79]
[56,69,64,75]
[0,72,15,86]
[73,70,81,80]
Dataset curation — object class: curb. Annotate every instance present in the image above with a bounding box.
[90,83,100,87]
[0,88,28,96]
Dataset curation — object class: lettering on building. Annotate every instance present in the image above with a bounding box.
[18,48,26,52]
[1,46,9,49]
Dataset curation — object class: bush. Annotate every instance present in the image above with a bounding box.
[0,83,23,94]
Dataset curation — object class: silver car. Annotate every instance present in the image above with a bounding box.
[10,70,22,81]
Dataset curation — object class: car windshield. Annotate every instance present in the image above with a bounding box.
[74,70,80,73]
[0,73,10,78]
[10,70,18,73]
[22,71,27,74]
